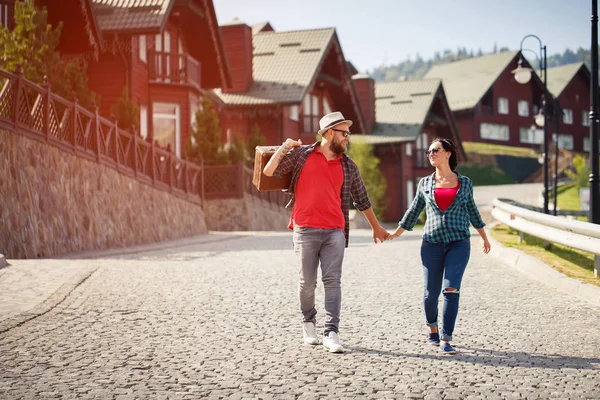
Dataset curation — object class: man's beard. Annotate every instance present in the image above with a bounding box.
[330,139,346,155]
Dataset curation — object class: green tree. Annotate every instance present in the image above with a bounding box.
[565,154,590,189]
[246,123,266,163]
[186,94,229,165]
[0,1,98,108]
[347,141,387,219]
[111,87,139,131]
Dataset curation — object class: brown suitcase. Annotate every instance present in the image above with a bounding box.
[252,146,292,191]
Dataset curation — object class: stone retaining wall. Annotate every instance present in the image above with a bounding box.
[0,129,208,259]
[205,196,290,232]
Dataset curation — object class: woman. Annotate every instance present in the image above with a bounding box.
[390,138,491,355]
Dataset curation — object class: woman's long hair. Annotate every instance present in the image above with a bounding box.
[432,138,458,171]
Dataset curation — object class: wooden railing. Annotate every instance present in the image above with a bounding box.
[148,51,202,90]
[0,66,204,204]
[0,66,290,212]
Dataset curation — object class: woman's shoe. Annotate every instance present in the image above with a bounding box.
[427,332,440,345]
[439,342,456,354]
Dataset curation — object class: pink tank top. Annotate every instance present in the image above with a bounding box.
[434,182,460,212]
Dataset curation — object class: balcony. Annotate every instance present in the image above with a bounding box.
[148,51,201,90]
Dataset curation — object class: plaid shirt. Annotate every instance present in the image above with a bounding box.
[274,142,372,247]
[399,172,485,244]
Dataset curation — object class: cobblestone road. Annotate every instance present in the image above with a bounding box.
[1,229,599,399]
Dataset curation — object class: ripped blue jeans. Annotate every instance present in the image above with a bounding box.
[420,238,471,342]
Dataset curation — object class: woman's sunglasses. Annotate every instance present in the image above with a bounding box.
[426,147,444,156]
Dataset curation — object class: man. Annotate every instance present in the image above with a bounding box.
[263,111,389,353]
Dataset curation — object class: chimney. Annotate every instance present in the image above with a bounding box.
[220,19,253,93]
[352,73,375,133]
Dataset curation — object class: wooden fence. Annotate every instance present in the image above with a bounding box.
[0,65,293,211]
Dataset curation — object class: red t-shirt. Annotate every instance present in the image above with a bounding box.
[290,150,344,230]
[434,182,460,212]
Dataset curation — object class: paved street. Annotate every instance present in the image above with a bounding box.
[1,229,599,399]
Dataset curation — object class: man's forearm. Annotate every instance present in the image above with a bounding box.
[360,207,380,228]
[263,143,291,177]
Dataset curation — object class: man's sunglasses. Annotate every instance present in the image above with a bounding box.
[332,129,351,137]
[426,147,444,156]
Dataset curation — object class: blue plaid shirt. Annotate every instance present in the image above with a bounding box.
[399,172,485,243]
[274,142,372,247]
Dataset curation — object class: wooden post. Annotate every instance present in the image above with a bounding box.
[12,64,23,128]
[151,139,156,185]
[42,76,50,141]
[132,125,138,177]
[94,105,101,163]
[114,116,120,171]
[72,93,78,151]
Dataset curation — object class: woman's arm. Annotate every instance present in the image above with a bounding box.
[476,227,491,254]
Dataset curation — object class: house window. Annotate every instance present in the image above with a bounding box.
[140,105,148,139]
[178,38,184,71]
[519,126,543,144]
[480,123,509,141]
[557,134,574,150]
[517,100,529,117]
[582,110,590,127]
[405,142,412,156]
[563,109,573,124]
[323,97,332,115]
[406,179,414,209]
[289,105,299,122]
[303,94,319,133]
[0,3,8,28]
[497,97,509,115]
[582,137,599,152]
[155,32,171,80]
[153,102,181,157]
[139,35,147,63]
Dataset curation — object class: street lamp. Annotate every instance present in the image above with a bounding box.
[590,0,600,224]
[512,35,549,214]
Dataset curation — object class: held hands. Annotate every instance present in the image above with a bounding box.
[386,227,404,240]
[372,225,390,244]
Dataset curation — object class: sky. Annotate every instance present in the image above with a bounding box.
[213,0,592,73]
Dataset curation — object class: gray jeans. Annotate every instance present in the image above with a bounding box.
[293,226,345,334]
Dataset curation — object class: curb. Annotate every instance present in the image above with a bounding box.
[0,265,98,334]
[486,228,600,307]
[0,254,7,269]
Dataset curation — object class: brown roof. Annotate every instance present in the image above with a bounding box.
[212,28,335,105]
[91,0,172,33]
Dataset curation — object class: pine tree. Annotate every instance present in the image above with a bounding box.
[347,141,387,219]
[0,1,98,108]
[186,94,228,165]
[111,87,139,131]
[246,123,266,163]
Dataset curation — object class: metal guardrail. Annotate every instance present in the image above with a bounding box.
[491,198,600,277]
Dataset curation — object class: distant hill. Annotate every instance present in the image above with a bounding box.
[369,45,594,82]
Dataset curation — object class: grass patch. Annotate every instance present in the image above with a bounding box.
[557,182,582,211]
[463,141,539,158]
[490,224,599,286]
[456,165,516,186]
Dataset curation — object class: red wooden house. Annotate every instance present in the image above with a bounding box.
[425,51,555,150]
[546,62,592,153]
[31,0,232,159]
[210,20,366,146]
[352,77,465,221]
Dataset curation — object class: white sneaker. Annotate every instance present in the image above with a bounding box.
[303,322,320,345]
[323,332,344,353]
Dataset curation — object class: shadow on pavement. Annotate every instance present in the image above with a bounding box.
[345,345,600,370]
